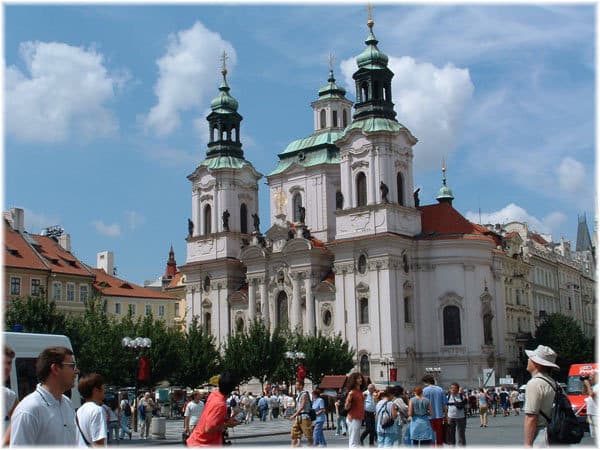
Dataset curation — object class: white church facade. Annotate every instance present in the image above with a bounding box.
[180,17,592,388]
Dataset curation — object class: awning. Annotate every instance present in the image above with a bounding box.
[318,375,347,390]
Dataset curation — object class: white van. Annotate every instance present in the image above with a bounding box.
[3,332,81,408]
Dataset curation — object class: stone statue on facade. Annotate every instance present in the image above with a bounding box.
[252,213,260,233]
[336,191,344,210]
[298,206,306,224]
[413,188,421,207]
[222,209,230,232]
[380,181,389,203]
[188,218,194,237]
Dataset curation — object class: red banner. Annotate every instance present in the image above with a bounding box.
[138,357,151,382]
[389,368,397,382]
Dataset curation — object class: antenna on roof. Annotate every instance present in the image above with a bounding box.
[41,225,64,239]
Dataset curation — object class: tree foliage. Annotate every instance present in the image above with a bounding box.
[528,313,595,381]
[296,332,356,385]
[5,295,66,334]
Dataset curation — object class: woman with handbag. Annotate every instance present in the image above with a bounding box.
[344,372,365,448]
[408,386,434,447]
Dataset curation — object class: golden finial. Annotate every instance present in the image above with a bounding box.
[367,2,374,29]
[328,53,335,71]
[442,157,447,185]
[220,50,228,76]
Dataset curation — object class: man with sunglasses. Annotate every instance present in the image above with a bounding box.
[10,346,79,446]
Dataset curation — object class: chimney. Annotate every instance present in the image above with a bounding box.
[58,233,71,252]
[97,251,114,276]
[4,208,25,234]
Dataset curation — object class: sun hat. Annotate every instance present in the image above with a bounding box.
[524,345,559,369]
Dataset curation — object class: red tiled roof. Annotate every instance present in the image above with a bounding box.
[167,272,183,289]
[3,222,49,271]
[505,231,519,239]
[28,234,94,277]
[530,233,548,245]
[419,203,500,245]
[91,268,177,300]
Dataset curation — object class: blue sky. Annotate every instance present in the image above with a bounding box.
[4,3,595,285]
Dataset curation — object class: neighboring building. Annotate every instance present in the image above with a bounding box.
[4,208,95,315]
[91,250,178,326]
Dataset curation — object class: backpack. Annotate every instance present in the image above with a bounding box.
[300,391,317,421]
[377,401,394,428]
[138,402,145,417]
[536,377,584,445]
[122,400,132,417]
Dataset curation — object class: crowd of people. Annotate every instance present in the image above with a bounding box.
[1,343,597,447]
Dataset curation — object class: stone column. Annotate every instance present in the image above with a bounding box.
[305,274,315,335]
[291,273,302,331]
[248,278,256,321]
[261,278,270,332]
[368,150,376,204]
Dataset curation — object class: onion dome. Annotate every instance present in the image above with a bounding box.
[356,18,389,69]
[210,67,239,113]
[436,163,455,205]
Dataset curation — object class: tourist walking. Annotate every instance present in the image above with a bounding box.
[76,373,108,447]
[583,370,598,442]
[312,388,327,447]
[334,389,347,436]
[422,374,447,445]
[119,392,132,440]
[344,372,365,448]
[360,383,377,446]
[375,386,399,447]
[289,379,313,447]
[408,386,434,447]
[10,346,79,446]
[184,391,205,437]
[446,382,467,446]
[139,391,156,440]
[477,388,489,427]
[391,385,408,445]
[523,344,560,447]
[2,345,17,446]
[186,372,241,447]
[106,397,120,443]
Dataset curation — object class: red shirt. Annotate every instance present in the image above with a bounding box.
[347,388,365,421]
[186,390,226,447]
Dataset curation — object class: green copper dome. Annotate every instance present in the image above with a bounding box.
[356,25,389,69]
[210,70,238,113]
[436,166,455,204]
[318,69,347,98]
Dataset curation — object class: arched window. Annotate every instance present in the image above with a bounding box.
[221,127,226,141]
[240,203,248,233]
[404,297,412,323]
[443,305,461,345]
[343,109,348,127]
[332,110,338,127]
[384,83,391,101]
[360,354,370,377]
[277,291,288,328]
[203,205,212,235]
[204,312,211,333]
[361,82,369,101]
[397,172,405,206]
[211,125,218,142]
[232,127,238,142]
[483,313,494,345]
[359,298,369,324]
[356,172,367,207]
[292,193,303,222]
[320,109,326,129]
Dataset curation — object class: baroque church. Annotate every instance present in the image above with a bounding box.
[181,15,507,388]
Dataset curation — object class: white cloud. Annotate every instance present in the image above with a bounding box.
[124,211,145,231]
[22,208,60,234]
[341,56,474,172]
[557,157,586,194]
[144,21,236,136]
[465,203,568,238]
[5,41,123,143]
[92,220,121,237]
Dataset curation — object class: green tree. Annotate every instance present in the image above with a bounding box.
[221,327,253,384]
[296,332,355,385]
[527,313,595,381]
[174,316,220,388]
[5,295,67,334]
[244,320,287,392]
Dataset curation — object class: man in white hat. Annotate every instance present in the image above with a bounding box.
[523,345,559,447]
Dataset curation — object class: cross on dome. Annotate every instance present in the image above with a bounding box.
[220,50,229,76]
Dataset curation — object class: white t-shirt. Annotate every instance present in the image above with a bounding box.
[10,384,77,446]
[3,386,17,433]
[446,393,466,419]
[76,401,108,447]
[589,384,599,417]
[184,400,205,427]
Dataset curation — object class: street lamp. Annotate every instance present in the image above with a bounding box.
[381,358,396,385]
[284,351,306,395]
[425,367,442,385]
[122,336,152,432]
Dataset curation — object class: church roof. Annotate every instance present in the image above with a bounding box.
[336,117,417,144]
[279,130,343,156]
[419,203,500,244]
[270,147,339,176]
[200,155,261,174]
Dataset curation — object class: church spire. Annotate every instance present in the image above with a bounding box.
[352,3,397,122]
[163,244,177,279]
[436,158,455,205]
[206,50,244,159]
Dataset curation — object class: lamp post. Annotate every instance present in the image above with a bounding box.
[425,367,442,385]
[381,358,396,385]
[284,351,306,395]
[122,336,152,432]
